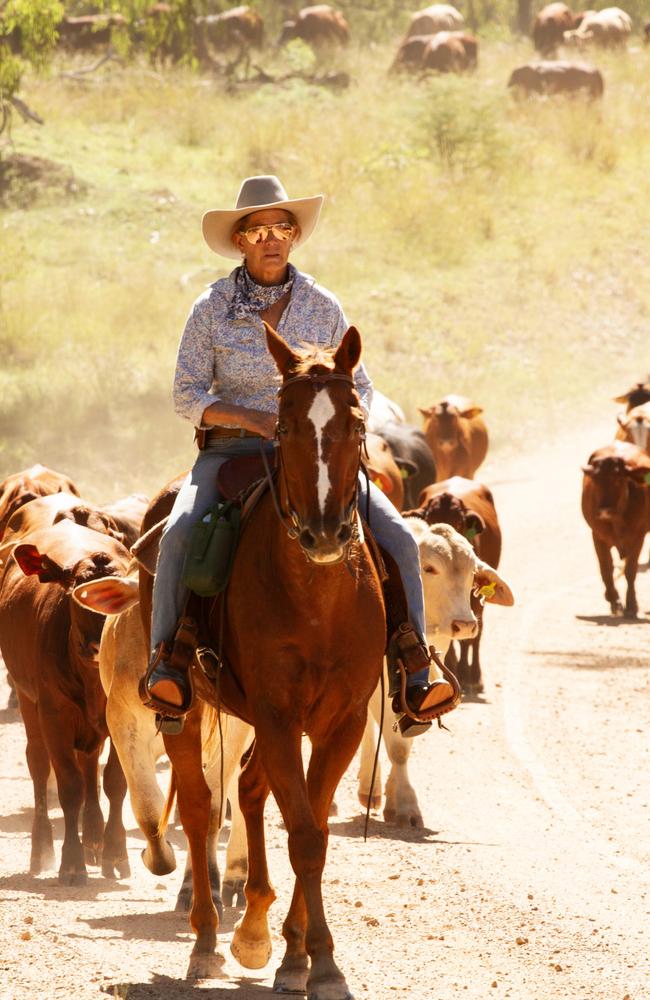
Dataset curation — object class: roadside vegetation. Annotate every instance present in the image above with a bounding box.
[1,32,649,497]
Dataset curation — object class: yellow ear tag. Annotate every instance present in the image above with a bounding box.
[373,477,385,492]
[478,581,496,599]
[644,471,650,485]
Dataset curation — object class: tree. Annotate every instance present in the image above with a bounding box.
[0,0,63,135]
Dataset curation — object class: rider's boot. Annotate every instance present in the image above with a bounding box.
[139,616,198,734]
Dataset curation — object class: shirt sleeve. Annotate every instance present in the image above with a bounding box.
[329,300,374,422]
[172,295,221,427]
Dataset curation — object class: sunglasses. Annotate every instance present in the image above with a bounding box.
[240,222,296,245]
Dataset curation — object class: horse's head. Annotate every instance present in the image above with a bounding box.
[265,322,366,565]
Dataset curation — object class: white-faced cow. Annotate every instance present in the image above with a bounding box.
[357,521,513,827]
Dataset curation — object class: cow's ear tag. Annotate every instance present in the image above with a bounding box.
[465,526,478,541]
[477,581,496,599]
[644,471,650,485]
[372,477,385,491]
[400,467,409,479]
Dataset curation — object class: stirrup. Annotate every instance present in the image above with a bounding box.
[394,649,462,725]
[138,642,194,719]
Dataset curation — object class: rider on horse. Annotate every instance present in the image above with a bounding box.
[139,175,460,737]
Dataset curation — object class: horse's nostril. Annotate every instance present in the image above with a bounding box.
[336,523,352,544]
[299,528,316,550]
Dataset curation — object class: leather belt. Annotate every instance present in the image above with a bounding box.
[204,426,263,443]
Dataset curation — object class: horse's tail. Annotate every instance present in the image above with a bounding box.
[201,702,222,766]
[157,766,177,840]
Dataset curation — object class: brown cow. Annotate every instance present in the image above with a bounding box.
[419,394,488,480]
[422,32,468,72]
[392,30,477,73]
[508,61,604,99]
[532,3,578,55]
[0,464,79,541]
[615,402,650,458]
[0,507,133,883]
[57,13,127,50]
[581,441,650,617]
[279,5,349,49]
[416,476,502,693]
[645,21,650,44]
[194,5,264,55]
[405,4,464,38]
[613,379,650,412]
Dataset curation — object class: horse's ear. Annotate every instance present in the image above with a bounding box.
[264,322,298,376]
[333,326,362,373]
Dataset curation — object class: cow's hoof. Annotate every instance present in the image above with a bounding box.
[624,607,638,620]
[222,876,246,908]
[358,791,381,811]
[141,841,176,876]
[186,950,226,981]
[175,885,192,912]
[59,868,88,886]
[84,846,101,867]
[231,921,272,969]
[102,855,131,879]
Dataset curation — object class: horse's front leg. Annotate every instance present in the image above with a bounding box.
[163,712,223,981]
[230,740,275,970]
[273,715,367,1000]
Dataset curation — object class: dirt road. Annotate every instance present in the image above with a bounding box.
[1,420,648,1000]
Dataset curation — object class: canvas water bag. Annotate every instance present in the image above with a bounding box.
[181,500,241,597]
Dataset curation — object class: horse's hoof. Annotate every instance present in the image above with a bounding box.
[231,926,272,970]
[274,964,309,994]
[186,951,226,980]
[141,842,176,876]
[307,984,354,1000]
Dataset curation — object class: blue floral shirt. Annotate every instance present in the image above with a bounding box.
[173,268,373,427]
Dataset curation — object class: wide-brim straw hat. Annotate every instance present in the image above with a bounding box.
[202,175,323,259]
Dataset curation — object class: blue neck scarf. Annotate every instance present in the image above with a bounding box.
[227,263,296,321]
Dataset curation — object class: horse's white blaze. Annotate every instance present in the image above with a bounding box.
[307,388,336,516]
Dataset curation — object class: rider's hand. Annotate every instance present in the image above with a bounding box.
[248,410,278,439]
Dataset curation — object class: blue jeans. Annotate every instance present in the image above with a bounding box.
[151,440,428,684]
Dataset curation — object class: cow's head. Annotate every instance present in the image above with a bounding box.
[13,542,130,666]
[582,453,650,522]
[419,398,483,447]
[405,519,513,656]
[53,504,128,547]
[419,491,486,543]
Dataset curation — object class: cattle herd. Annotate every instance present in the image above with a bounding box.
[4,2,650,95]
[0,370,647,905]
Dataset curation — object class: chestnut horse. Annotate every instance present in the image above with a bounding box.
[156,324,386,997]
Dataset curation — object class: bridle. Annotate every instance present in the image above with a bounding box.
[260,371,367,548]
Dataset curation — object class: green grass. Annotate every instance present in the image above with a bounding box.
[2,37,650,499]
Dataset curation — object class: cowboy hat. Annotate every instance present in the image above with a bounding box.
[202,175,323,259]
